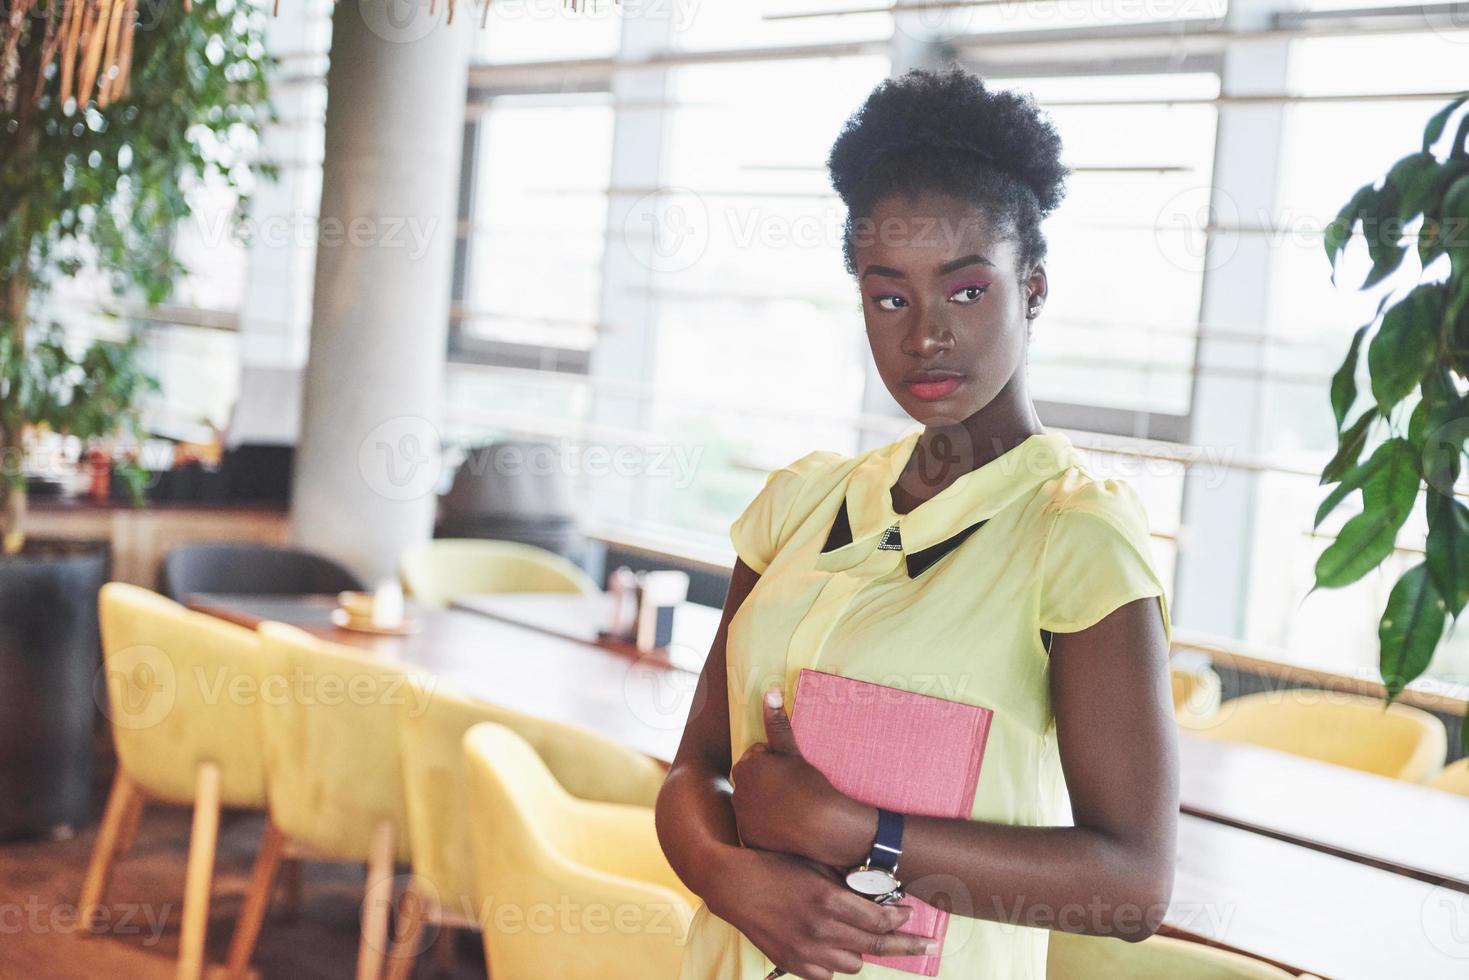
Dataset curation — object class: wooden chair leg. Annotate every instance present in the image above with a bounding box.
[276,858,303,920]
[177,763,221,980]
[357,821,396,980]
[433,923,456,971]
[225,819,287,980]
[78,770,139,934]
[384,881,430,980]
[115,789,145,857]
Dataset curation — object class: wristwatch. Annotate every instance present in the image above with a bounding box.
[846,808,904,902]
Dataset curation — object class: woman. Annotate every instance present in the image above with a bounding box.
[654,65,1177,980]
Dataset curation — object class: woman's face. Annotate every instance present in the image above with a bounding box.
[853,191,1045,427]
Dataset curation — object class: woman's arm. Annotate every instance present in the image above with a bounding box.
[655,557,939,978]
[731,595,1177,941]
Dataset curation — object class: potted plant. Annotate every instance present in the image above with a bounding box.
[0,0,272,836]
[1314,92,1469,751]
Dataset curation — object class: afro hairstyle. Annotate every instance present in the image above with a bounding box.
[826,64,1070,279]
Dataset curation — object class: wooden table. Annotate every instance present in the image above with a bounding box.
[451,591,720,673]
[1167,814,1469,978]
[187,593,1469,978]
[1179,731,1469,893]
[453,594,1469,891]
[186,593,693,764]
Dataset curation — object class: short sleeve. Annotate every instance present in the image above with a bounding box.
[729,450,842,575]
[1038,475,1172,644]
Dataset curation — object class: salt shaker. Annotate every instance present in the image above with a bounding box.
[607,565,638,640]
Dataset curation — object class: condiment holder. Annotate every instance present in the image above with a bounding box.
[331,580,420,635]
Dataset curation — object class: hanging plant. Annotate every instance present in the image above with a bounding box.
[0,0,273,551]
[1,0,622,116]
[1315,91,1469,749]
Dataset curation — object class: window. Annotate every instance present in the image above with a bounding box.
[453,94,616,362]
[990,71,1221,423]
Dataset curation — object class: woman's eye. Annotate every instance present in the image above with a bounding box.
[949,285,987,304]
[874,295,907,311]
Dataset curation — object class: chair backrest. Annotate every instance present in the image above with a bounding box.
[1191,689,1447,781]
[97,582,267,808]
[159,543,365,602]
[1048,930,1301,979]
[1428,757,1469,796]
[462,722,691,980]
[254,622,412,862]
[395,679,668,919]
[398,538,598,608]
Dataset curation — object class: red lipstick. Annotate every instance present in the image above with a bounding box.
[903,369,965,402]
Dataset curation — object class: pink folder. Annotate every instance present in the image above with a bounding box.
[789,668,993,976]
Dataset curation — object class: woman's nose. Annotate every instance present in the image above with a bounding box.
[905,313,955,356]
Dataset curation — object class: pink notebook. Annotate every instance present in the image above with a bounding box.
[789,668,993,976]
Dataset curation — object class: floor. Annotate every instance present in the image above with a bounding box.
[0,738,487,980]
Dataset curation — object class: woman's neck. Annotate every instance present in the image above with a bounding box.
[890,386,1044,515]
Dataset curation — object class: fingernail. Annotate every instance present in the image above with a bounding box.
[923,940,939,954]
[765,687,783,708]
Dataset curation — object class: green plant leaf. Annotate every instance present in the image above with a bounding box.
[1386,152,1441,224]
[1379,563,1448,701]
[1324,183,1375,282]
[1320,408,1377,485]
[1314,438,1421,588]
[1329,322,1370,432]
[1452,110,1469,160]
[1316,504,1409,589]
[1419,160,1469,267]
[1368,285,1443,413]
[1443,173,1469,279]
[1362,182,1409,289]
[1420,365,1467,496]
[1427,492,1469,618]
[1315,436,1422,530]
[1423,94,1469,153]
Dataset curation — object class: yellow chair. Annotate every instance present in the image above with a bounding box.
[385,679,669,979]
[461,722,695,980]
[1428,757,1469,796]
[225,622,414,980]
[1171,665,1223,728]
[398,538,599,608]
[85,582,268,980]
[1048,930,1308,978]
[1188,689,1447,782]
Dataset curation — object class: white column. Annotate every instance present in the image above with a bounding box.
[290,0,470,582]
[586,10,676,523]
[1172,0,1300,635]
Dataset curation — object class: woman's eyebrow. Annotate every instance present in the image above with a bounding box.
[859,253,996,281]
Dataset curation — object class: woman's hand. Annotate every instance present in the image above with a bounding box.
[707,847,936,980]
[730,687,877,869]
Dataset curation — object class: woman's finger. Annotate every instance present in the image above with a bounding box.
[762,686,802,754]
[824,889,913,934]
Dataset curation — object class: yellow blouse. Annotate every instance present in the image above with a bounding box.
[679,428,1173,980]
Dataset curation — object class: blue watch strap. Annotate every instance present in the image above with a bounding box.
[870,808,904,876]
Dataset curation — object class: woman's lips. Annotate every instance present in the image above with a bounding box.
[904,376,963,401]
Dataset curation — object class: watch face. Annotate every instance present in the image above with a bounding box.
[846,867,900,896]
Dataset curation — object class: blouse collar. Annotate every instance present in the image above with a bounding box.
[838,428,1080,559]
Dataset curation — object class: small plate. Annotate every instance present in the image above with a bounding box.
[330,608,421,635]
